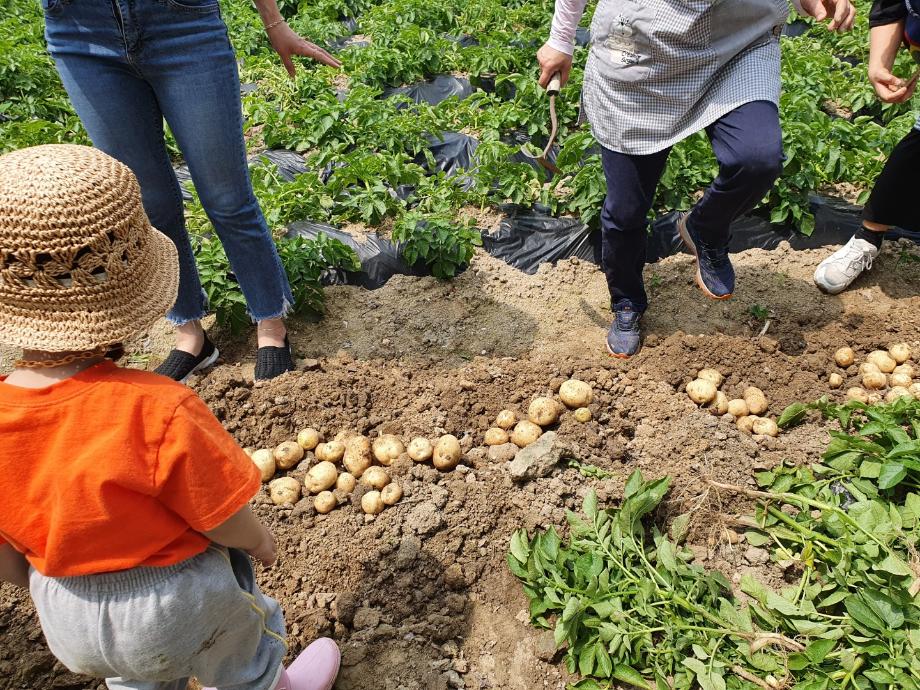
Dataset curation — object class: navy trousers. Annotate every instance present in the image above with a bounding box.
[599,100,784,312]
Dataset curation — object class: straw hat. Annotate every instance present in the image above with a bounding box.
[0,144,178,352]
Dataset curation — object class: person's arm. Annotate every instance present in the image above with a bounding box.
[249,0,342,77]
[868,19,915,103]
[202,505,277,567]
[799,0,857,31]
[537,0,589,88]
[0,543,29,589]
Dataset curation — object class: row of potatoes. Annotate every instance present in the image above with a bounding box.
[685,369,778,437]
[832,344,920,404]
[482,379,595,449]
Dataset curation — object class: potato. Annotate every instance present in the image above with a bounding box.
[890,372,913,389]
[315,441,345,463]
[847,387,869,403]
[559,379,593,409]
[889,343,912,365]
[727,399,749,418]
[336,472,356,493]
[862,372,887,390]
[510,420,542,448]
[407,437,434,462]
[867,393,883,405]
[859,362,881,376]
[372,435,404,466]
[752,418,779,437]
[484,428,509,446]
[381,483,403,506]
[433,435,462,471]
[243,447,255,457]
[697,369,724,387]
[686,379,717,405]
[343,436,373,478]
[574,407,592,423]
[736,416,757,434]
[273,441,304,470]
[361,490,384,515]
[362,466,391,490]
[887,387,912,403]
[269,477,301,506]
[314,491,336,515]
[910,382,920,398]
[828,373,844,389]
[495,410,518,430]
[834,347,855,368]
[306,461,338,493]
[709,391,729,416]
[894,363,915,378]
[251,449,276,483]
[743,387,769,416]
[867,350,897,374]
[296,428,321,451]
[528,397,561,427]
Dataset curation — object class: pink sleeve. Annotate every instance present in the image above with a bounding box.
[547,0,590,55]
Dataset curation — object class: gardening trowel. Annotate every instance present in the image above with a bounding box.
[520,71,561,176]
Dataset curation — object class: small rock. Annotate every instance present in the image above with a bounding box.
[745,546,771,565]
[444,563,467,591]
[341,642,368,667]
[488,443,518,463]
[534,631,561,662]
[301,358,321,370]
[507,432,568,482]
[353,607,381,630]
[406,502,445,536]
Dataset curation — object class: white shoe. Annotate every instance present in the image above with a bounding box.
[814,236,879,295]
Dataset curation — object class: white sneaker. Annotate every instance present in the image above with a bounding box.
[814,236,880,295]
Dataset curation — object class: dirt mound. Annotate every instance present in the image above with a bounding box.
[2,241,920,690]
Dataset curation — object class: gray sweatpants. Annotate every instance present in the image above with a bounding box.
[29,546,287,690]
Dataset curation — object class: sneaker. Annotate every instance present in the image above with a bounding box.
[281,638,341,690]
[606,306,641,358]
[813,236,879,295]
[254,335,295,381]
[154,335,219,382]
[201,638,340,690]
[677,212,735,299]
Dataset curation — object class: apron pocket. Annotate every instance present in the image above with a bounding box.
[590,3,657,83]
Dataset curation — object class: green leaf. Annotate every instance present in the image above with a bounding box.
[844,595,886,632]
[669,513,691,544]
[612,663,646,688]
[875,553,914,577]
[656,538,678,572]
[596,645,613,678]
[861,589,904,629]
[509,530,530,563]
[624,469,644,498]
[583,490,598,519]
[778,402,810,428]
[578,642,596,676]
[805,638,836,663]
[744,531,772,547]
[878,462,907,490]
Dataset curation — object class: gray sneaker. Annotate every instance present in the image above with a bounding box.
[814,236,879,295]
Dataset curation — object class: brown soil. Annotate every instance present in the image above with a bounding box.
[3,240,920,690]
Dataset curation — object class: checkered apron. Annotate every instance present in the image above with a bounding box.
[583,0,789,155]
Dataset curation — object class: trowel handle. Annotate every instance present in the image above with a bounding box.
[547,72,562,96]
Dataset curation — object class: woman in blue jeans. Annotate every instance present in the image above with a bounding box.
[41,0,340,381]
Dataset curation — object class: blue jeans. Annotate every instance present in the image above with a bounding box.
[42,0,293,324]
[600,100,783,312]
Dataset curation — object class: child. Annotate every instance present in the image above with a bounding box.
[0,144,339,690]
[537,0,855,356]
[815,0,920,293]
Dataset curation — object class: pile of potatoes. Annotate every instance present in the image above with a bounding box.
[247,429,408,516]
[685,369,778,437]
[247,426,470,515]
[482,378,594,449]
[833,343,919,404]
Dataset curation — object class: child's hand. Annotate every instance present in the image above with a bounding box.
[869,65,916,103]
[246,528,278,567]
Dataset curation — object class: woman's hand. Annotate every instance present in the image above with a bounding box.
[869,65,918,103]
[267,22,342,78]
[537,43,574,88]
[799,0,856,32]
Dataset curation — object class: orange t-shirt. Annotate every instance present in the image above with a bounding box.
[0,361,260,577]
